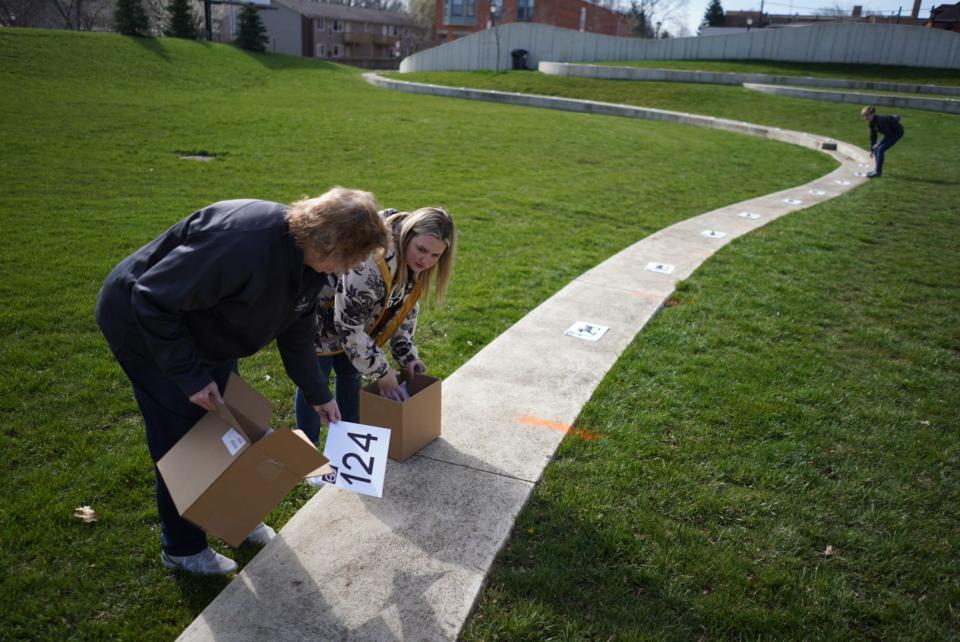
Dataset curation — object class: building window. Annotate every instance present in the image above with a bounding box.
[316,43,325,57]
[332,44,342,57]
[517,0,534,21]
[316,18,325,30]
[444,0,476,25]
[332,19,344,32]
[364,22,372,31]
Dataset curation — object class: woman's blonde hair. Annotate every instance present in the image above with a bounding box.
[287,187,390,270]
[861,105,876,117]
[387,207,456,307]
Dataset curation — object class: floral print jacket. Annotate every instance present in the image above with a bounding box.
[312,214,420,380]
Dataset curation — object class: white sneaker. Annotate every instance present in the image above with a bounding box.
[244,522,276,546]
[305,475,328,490]
[161,547,237,575]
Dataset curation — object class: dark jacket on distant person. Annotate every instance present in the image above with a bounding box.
[869,114,904,147]
[95,199,333,405]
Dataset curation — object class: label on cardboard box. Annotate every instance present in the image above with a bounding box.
[221,427,247,456]
[321,421,391,498]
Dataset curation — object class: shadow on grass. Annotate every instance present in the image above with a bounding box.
[126,35,172,62]
[465,483,715,640]
[234,46,354,73]
[899,174,958,186]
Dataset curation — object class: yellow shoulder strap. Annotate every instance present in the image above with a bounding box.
[373,281,423,348]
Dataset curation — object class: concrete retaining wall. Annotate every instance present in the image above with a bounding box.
[743,82,960,114]
[399,22,960,73]
[540,61,960,96]
[364,73,868,164]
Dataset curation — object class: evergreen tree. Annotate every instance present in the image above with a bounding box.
[115,0,150,36]
[236,5,268,52]
[703,0,725,27]
[165,0,199,39]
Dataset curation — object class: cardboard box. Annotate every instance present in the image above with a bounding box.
[157,372,330,547]
[360,373,441,462]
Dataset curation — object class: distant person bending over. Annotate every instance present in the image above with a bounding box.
[861,105,904,178]
[295,207,457,460]
[96,187,389,575]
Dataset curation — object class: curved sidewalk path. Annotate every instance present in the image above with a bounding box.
[178,75,870,642]
[540,61,960,114]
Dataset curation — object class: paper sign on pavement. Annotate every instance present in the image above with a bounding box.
[320,421,391,497]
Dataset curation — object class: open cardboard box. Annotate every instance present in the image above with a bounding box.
[157,372,331,547]
[360,373,441,462]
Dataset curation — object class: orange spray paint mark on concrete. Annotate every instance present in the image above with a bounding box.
[518,415,598,441]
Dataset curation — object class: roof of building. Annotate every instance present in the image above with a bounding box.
[271,0,416,26]
[931,2,960,21]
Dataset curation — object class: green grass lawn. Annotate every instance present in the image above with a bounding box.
[593,58,960,86]
[0,30,841,639]
[391,72,960,639]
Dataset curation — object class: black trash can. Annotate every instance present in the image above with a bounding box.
[510,49,529,70]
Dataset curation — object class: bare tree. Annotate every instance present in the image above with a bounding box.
[50,0,111,29]
[816,2,849,16]
[621,0,687,38]
[0,0,48,26]
[407,0,435,51]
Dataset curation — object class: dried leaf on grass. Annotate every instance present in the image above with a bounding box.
[821,544,835,557]
[74,506,98,523]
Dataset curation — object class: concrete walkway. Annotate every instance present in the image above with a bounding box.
[177,78,870,642]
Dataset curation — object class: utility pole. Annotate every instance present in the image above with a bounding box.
[759,0,764,27]
[205,0,213,41]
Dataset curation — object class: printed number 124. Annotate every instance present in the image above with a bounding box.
[340,432,378,485]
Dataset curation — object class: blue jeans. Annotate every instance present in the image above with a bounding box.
[117,357,238,556]
[873,127,903,175]
[295,353,361,444]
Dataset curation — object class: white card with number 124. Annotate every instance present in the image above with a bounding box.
[321,421,391,497]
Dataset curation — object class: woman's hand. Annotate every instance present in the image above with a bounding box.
[189,381,223,412]
[313,399,342,425]
[403,359,426,379]
[378,371,404,401]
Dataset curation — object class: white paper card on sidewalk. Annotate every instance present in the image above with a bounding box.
[321,421,391,497]
[783,198,803,205]
[737,211,761,220]
[858,163,871,169]
[645,262,675,274]
[834,179,851,186]
[564,321,609,342]
[701,230,727,238]
[809,189,826,196]
[854,172,867,177]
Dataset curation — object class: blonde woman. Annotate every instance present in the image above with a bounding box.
[295,207,457,445]
[860,105,904,178]
[96,187,389,575]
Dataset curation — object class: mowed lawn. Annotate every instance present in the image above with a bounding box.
[395,70,960,638]
[595,58,960,86]
[0,30,839,639]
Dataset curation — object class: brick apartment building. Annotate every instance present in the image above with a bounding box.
[435,0,628,44]
[256,0,418,68]
[928,1,960,30]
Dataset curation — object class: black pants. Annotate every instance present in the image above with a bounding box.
[874,126,904,174]
[117,357,237,556]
